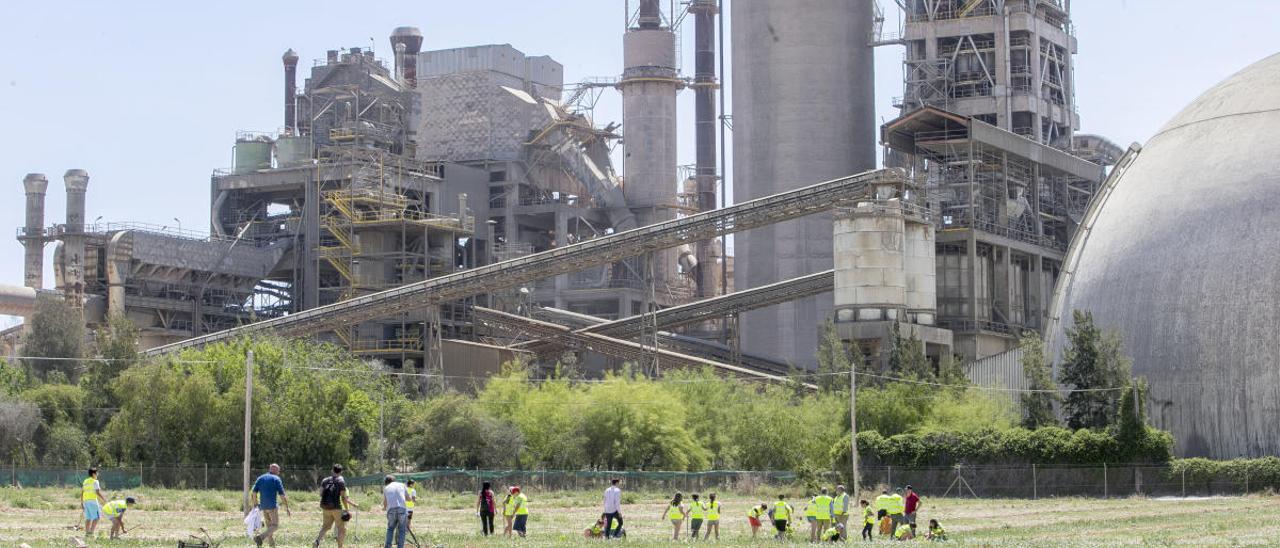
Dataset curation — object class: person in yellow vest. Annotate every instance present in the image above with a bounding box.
[501,487,516,537]
[404,479,418,544]
[926,519,947,541]
[688,493,705,539]
[79,467,106,540]
[660,492,685,540]
[894,522,916,541]
[814,487,834,542]
[103,496,135,540]
[803,494,819,542]
[860,499,876,541]
[746,503,768,539]
[822,522,844,542]
[874,488,895,530]
[702,493,721,540]
[888,488,906,530]
[766,494,792,541]
[511,486,530,538]
[832,484,850,540]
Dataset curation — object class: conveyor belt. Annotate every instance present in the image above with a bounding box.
[145,169,899,356]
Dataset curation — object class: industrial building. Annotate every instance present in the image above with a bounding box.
[1047,54,1280,459]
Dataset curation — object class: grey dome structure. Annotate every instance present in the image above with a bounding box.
[1048,53,1280,458]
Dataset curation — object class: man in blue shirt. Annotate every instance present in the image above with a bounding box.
[252,463,292,547]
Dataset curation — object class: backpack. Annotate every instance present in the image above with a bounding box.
[320,476,344,509]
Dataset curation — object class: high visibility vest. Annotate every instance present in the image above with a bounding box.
[823,527,841,541]
[667,503,684,520]
[514,493,529,515]
[103,500,127,517]
[503,496,516,516]
[804,501,817,518]
[833,493,849,516]
[931,526,946,539]
[874,494,893,515]
[406,487,416,509]
[705,501,720,520]
[863,506,875,525]
[748,507,762,519]
[889,494,905,515]
[773,501,790,521]
[894,523,912,539]
[690,500,705,519]
[82,478,98,502]
[814,495,833,520]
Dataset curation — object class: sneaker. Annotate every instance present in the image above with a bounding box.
[254,534,263,547]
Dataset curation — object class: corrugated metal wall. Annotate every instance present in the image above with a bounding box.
[964,346,1026,406]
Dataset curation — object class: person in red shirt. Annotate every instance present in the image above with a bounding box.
[904,485,922,526]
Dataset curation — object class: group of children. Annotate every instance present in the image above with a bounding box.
[78,468,138,542]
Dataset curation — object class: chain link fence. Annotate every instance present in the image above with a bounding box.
[5,463,1271,498]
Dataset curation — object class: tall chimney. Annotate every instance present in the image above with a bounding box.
[691,0,719,298]
[20,173,49,289]
[638,0,662,28]
[389,27,424,88]
[62,169,89,306]
[283,49,299,133]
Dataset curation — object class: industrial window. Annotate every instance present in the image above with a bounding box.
[489,170,507,182]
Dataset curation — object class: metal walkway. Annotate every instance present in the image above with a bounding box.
[145,169,898,356]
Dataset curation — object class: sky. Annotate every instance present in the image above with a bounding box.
[1,0,1278,329]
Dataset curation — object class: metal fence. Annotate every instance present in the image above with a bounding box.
[5,464,1270,499]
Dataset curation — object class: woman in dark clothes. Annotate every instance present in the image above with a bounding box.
[478,481,497,536]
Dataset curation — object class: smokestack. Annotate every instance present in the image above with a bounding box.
[389,26,423,88]
[638,0,662,28]
[691,0,719,298]
[21,173,49,289]
[282,49,299,133]
[63,169,89,305]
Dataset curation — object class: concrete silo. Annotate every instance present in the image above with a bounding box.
[731,0,877,368]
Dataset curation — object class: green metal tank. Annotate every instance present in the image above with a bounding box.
[233,137,273,174]
[275,135,313,167]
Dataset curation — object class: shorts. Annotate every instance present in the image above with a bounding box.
[774,519,788,533]
[748,517,761,527]
[690,518,703,530]
[513,514,528,533]
[83,501,101,521]
[905,511,917,524]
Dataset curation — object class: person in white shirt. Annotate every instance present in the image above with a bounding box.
[381,475,409,548]
[602,478,624,539]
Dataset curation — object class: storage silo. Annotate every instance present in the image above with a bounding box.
[732,0,877,368]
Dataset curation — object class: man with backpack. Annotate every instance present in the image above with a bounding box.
[313,464,358,548]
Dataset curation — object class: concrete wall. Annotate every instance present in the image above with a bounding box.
[833,202,906,322]
[732,0,877,368]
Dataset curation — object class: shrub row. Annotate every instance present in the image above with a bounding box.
[831,426,1174,468]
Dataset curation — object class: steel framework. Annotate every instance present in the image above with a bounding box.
[145,169,900,356]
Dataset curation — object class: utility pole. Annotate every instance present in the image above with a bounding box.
[242,350,254,515]
[850,363,859,493]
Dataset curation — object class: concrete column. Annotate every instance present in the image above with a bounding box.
[21,173,49,289]
[553,209,568,302]
[303,177,320,309]
[62,169,89,303]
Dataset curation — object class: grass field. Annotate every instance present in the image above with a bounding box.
[0,486,1277,546]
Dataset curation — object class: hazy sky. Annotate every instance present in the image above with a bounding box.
[2,0,1277,328]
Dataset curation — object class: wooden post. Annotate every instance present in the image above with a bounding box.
[1103,463,1108,499]
[1181,468,1186,497]
[242,350,254,515]
[1032,464,1037,500]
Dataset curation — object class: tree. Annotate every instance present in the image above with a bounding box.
[815,319,854,394]
[1018,331,1059,429]
[887,322,932,379]
[23,296,86,382]
[1115,377,1148,441]
[0,397,40,463]
[83,314,139,431]
[1058,310,1130,429]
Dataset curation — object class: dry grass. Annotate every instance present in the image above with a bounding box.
[0,487,1277,546]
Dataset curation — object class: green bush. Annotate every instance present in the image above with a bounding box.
[831,425,1173,468]
[1168,457,1280,491]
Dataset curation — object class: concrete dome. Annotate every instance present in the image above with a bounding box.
[1049,53,1280,458]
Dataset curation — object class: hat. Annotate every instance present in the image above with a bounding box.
[125,496,136,504]
[905,484,913,490]
[511,486,521,493]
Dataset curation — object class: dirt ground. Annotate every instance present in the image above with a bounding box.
[1,487,1278,546]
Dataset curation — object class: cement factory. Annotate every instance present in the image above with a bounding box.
[2,0,1276,459]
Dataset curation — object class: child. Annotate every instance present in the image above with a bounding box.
[894,522,915,541]
[860,499,875,541]
[822,522,844,542]
[747,503,767,539]
[878,509,893,537]
[584,516,606,539]
[103,497,136,540]
[662,491,685,540]
[927,519,947,541]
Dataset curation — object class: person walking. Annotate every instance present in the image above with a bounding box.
[602,478,623,539]
[478,481,497,536]
[747,503,768,539]
[904,485,922,526]
[833,484,850,540]
[703,492,721,540]
[405,479,418,534]
[860,499,875,541]
[813,487,834,541]
[661,492,685,540]
[888,488,906,529]
[766,494,792,541]
[804,494,820,542]
[80,467,106,541]
[688,493,705,539]
[102,496,136,540]
[502,487,516,537]
[313,464,358,548]
[382,474,409,548]
[252,463,291,548]
[511,486,530,538]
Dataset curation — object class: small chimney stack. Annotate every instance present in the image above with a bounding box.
[62,169,89,305]
[21,173,49,289]
[283,49,299,133]
[389,26,424,88]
